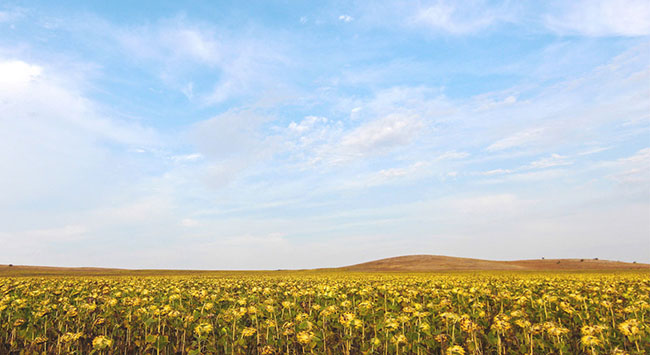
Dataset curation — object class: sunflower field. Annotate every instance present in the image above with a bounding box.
[1,272,648,354]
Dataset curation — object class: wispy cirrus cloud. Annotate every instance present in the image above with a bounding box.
[340,113,424,156]
[410,0,514,35]
[544,0,650,37]
[356,1,650,38]
[115,20,291,104]
[486,128,545,152]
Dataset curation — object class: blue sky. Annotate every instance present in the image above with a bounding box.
[1,1,649,269]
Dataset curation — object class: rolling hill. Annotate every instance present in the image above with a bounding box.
[339,255,650,272]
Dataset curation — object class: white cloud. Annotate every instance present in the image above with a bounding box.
[172,153,203,162]
[166,28,221,64]
[288,116,328,134]
[486,128,545,152]
[410,0,514,35]
[360,1,648,38]
[0,60,42,86]
[478,154,572,178]
[0,58,157,146]
[619,147,650,164]
[435,151,469,161]
[526,153,573,169]
[0,8,23,23]
[0,57,159,209]
[379,161,426,179]
[187,108,286,188]
[111,20,290,104]
[338,15,354,23]
[341,113,423,154]
[545,0,650,36]
[476,94,518,111]
[280,86,453,168]
[379,167,409,178]
[181,82,194,99]
[117,24,220,65]
[605,147,650,186]
[578,147,610,156]
[363,86,448,118]
[480,168,513,176]
[191,109,269,161]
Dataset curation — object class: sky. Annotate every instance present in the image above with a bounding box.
[0,0,649,269]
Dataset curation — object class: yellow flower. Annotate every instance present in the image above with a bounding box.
[242,327,257,337]
[581,325,606,336]
[435,334,449,343]
[352,318,363,329]
[491,314,511,332]
[194,322,213,337]
[295,312,308,322]
[514,319,531,329]
[319,305,337,317]
[60,332,83,343]
[440,312,460,322]
[339,312,356,327]
[391,334,407,344]
[580,335,601,347]
[282,322,295,336]
[446,345,466,355]
[296,331,314,345]
[66,308,78,318]
[531,323,544,334]
[385,318,399,330]
[460,315,479,333]
[618,319,641,337]
[543,322,569,337]
[81,303,97,311]
[260,345,275,354]
[31,337,47,345]
[92,335,113,350]
[418,322,430,332]
[357,301,372,311]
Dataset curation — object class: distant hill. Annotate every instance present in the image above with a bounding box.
[339,255,650,272]
[1,255,648,276]
[0,264,125,277]
[0,265,216,277]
